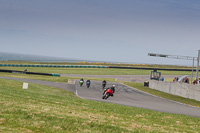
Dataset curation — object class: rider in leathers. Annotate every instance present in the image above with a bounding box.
[86,79,91,86]
[102,80,107,88]
[103,85,115,96]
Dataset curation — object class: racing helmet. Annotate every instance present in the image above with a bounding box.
[112,85,115,88]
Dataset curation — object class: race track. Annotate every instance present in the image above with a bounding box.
[61,74,183,83]
[75,80,200,118]
[1,76,200,118]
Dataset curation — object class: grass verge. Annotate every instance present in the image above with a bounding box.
[0,72,115,83]
[0,66,196,75]
[1,72,200,108]
[0,78,200,132]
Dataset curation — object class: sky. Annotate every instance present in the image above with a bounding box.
[1,0,200,65]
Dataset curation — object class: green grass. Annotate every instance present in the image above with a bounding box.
[0,72,69,82]
[0,66,196,75]
[1,78,200,132]
[0,72,116,83]
[0,60,199,76]
[1,63,200,132]
[0,60,193,68]
[1,71,200,108]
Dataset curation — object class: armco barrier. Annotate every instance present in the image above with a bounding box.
[149,80,200,102]
[0,69,60,77]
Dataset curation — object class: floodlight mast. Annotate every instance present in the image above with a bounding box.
[148,51,200,82]
[196,50,200,80]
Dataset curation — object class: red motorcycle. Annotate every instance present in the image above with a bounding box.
[102,88,113,100]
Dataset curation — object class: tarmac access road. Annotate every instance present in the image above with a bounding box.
[61,74,182,83]
[1,76,200,118]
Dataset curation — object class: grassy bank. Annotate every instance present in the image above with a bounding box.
[0,66,195,75]
[0,61,193,68]
[0,78,200,132]
[0,72,115,83]
[0,60,197,75]
[1,72,200,107]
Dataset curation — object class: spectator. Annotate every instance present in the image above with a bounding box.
[197,78,200,84]
[184,77,189,83]
[173,77,177,82]
[193,80,198,84]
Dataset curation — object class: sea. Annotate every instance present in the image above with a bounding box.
[0,52,192,66]
[0,52,82,63]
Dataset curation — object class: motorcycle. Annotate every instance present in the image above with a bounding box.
[80,80,84,86]
[102,88,113,100]
[102,83,106,89]
[86,81,90,88]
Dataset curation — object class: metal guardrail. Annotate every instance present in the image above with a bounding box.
[109,66,198,71]
[0,69,60,76]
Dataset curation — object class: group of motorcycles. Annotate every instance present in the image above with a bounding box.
[79,79,114,100]
[79,78,90,88]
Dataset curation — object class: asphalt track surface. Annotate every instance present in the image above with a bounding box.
[1,76,200,118]
[61,74,183,83]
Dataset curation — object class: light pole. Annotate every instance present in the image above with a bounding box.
[148,51,200,83]
[196,50,200,80]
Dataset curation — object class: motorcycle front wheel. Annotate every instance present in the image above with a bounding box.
[104,93,110,100]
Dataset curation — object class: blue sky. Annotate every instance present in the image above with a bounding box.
[1,0,200,65]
